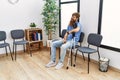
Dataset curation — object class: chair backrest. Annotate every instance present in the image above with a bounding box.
[88,33,103,47]
[78,32,84,43]
[61,29,67,38]
[78,32,84,46]
[11,29,25,39]
[0,31,6,41]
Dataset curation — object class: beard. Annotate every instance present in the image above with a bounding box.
[69,18,76,26]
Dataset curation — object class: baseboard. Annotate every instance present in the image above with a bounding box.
[0,50,29,55]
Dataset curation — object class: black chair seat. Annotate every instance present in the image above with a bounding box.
[13,40,28,45]
[0,43,9,48]
[77,47,97,53]
[72,45,80,48]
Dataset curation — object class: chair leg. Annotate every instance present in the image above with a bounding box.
[75,49,78,62]
[23,44,25,52]
[15,45,17,60]
[59,48,60,59]
[50,47,60,58]
[50,48,51,55]
[8,45,13,60]
[5,47,8,56]
[88,54,90,74]
[82,52,85,61]
[29,44,32,57]
[50,47,60,59]
[71,49,73,66]
[98,51,100,60]
[13,44,14,54]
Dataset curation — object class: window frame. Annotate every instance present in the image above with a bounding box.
[98,0,120,52]
[59,0,80,37]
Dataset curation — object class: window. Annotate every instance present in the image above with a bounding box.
[59,0,80,36]
[98,0,120,52]
[61,0,77,2]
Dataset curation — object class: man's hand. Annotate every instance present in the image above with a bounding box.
[63,32,68,43]
[63,39,67,43]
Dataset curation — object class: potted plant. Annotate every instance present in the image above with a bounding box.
[41,0,59,40]
[30,22,36,28]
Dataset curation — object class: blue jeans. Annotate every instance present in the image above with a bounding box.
[51,39,74,63]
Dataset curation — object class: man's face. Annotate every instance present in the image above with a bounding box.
[71,15,77,22]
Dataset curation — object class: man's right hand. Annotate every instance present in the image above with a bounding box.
[63,39,67,43]
[63,31,69,43]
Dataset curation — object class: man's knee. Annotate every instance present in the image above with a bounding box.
[51,42,56,47]
[51,41,59,47]
[61,44,68,50]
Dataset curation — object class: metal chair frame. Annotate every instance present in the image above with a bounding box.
[75,33,103,73]
[11,29,28,60]
[0,31,13,60]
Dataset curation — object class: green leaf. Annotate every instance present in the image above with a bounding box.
[41,0,59,35]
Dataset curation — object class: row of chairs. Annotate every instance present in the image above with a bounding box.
[1,29,102,73]
[0,29,28,60]
[52,29,103,74]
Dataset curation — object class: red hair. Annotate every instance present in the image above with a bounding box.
[69,12,80,26]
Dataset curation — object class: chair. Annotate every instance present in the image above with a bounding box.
[0,31,13,60]
[61,29,67,38]
[11,29,28,60]
[75,33,103,73]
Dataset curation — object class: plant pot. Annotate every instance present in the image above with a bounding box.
[48,30,52,40]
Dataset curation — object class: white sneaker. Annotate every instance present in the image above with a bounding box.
[55,62,63,69]
[45,61,56,68]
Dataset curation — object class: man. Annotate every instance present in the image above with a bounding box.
[46,12,82,69]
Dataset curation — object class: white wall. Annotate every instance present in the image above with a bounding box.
[80,0,120,70]
[0,0,59,54]
[0,0,120,70]
[0,0,44,54]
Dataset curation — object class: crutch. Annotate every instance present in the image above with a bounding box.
[66,47,72,69]
[72,39,78,67]
[73,48,78,67]
[66,38,75,69]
